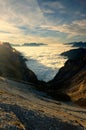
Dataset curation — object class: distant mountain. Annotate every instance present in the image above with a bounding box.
[65,41,86,48]
[23,43,47,46]
[4,42,47,47]
[61,48,86,59]
[11,43,21,46]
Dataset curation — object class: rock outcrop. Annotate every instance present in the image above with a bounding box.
[0,42,38,83]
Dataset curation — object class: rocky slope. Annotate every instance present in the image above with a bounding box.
[0,43,86,108]
[0,43,86,129]
[47,48,86,108]
[0,43,38,83]
[0,77,86,130]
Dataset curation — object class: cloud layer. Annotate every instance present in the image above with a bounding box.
[0,0,86,44]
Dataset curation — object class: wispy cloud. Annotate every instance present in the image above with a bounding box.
[41,9,54,14]
[0,0,85,44]
[42,1,65,9]
[40,19,86,37]
[0,0,48,43]
[0,0,46,26]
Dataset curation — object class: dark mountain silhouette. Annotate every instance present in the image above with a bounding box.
[61,48,86,59]
[11,42,47,47]
[65,41,86,48]
[0,43,38,83]
[23,43,47,46]
[47,48,86,107]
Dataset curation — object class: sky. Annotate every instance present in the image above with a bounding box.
[0,0,86,44]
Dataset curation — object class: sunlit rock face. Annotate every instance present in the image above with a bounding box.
[0,43,38,83]
[48,48,86,108]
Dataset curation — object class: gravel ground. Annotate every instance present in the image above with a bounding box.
[0,77,86,130]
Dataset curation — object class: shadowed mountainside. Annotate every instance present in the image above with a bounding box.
[0,42,38,83]
[47,48,86,108]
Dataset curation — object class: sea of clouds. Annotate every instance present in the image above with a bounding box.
[14,44,73,81]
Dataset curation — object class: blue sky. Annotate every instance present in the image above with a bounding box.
[0,0,86,44]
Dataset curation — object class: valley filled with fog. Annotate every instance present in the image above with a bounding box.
[14,44,73,81]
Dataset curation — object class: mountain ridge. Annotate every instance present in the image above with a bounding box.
[0,42,86,107]
[47,48,86,108]
[0,42,86,129]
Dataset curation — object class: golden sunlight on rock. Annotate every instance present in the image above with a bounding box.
[12,49,16,52]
